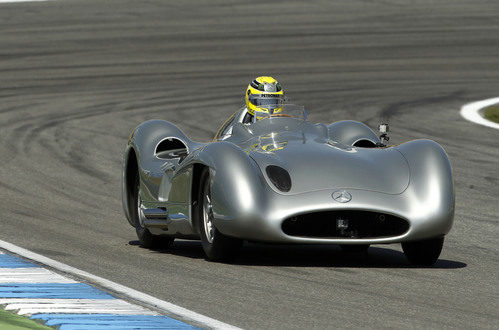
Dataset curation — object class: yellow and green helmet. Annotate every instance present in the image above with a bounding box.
[245,76,285,117]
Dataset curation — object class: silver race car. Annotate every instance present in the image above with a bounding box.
[122,105,454,265]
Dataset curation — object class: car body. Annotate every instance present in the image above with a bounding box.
[122,105,454,264]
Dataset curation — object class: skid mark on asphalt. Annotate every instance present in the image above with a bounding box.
[0,0,52,2]
[0,0,49,2]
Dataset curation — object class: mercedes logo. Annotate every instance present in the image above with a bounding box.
[332,190,352,203]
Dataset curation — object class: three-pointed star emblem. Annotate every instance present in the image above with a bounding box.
[332,190,352,203]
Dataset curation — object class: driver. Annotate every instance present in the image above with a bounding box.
[243,76,285,123]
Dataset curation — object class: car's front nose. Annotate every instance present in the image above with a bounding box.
[211,139,454,245]
[213,185,454,245]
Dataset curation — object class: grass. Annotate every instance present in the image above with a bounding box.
[0,308,52,330]
[483,105,499,123]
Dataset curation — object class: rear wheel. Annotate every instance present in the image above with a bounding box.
[131,172,174,249]
[198,168,242,261]
[402,237,444,266]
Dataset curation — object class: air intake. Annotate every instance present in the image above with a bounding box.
[282,211,409,238]
[266,165,292,192]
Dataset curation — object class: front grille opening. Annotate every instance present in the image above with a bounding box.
[282,211,409,239]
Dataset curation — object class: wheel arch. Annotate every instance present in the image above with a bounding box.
[395,139,455,239]
[328,120,380,146]
[189,141,268,238]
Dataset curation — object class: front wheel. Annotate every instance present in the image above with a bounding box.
[198,168,242,262]
[402,237,444,266]
[131,172,174,249]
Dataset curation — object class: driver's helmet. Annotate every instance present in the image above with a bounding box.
[245,76,285,119]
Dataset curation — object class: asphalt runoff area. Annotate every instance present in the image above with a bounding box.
[0,0,498,328]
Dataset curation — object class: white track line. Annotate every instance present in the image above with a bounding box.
[0,268,76,283]
[1,299,157,316]
[460,97,499,130]
[0,240,240,329]
[17,309,157,316]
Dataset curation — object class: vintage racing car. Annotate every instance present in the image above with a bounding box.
[122,105,454,265]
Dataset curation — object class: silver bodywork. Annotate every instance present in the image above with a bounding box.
[122,107,454,245]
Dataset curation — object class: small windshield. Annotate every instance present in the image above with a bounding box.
[251,104,307,123]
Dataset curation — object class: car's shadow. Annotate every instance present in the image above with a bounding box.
[129,240,466,269]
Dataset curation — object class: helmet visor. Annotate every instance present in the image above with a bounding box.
[249,94,284,110]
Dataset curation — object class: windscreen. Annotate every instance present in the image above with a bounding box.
[252,104,308,123]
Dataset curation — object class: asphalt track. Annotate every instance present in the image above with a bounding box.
[0,0,498,328]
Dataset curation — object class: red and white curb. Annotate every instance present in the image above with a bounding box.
[460,97,499,130]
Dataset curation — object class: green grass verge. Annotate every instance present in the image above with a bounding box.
[0,308,53,330]
[483,105,499,124]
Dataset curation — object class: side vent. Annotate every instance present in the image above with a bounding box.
[156,138,187,153]
[353,139,377,148]
[156,138,188,161]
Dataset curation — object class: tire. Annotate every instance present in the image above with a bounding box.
[402,237,444,266]
[197,168,242,261]
[131,172,174,249]
[340,244,370,253]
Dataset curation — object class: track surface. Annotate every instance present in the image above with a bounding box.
[1,0,498,328]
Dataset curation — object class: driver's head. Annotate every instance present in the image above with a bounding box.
[245,76,285,118]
